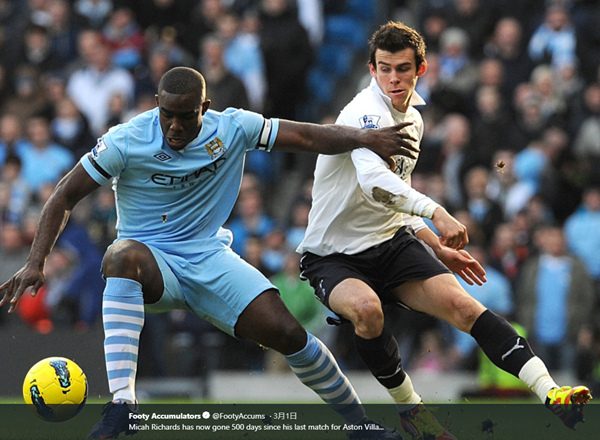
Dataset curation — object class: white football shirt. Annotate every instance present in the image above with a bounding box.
[297,78,439,256]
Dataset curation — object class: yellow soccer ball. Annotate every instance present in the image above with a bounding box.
[23,357,88,422]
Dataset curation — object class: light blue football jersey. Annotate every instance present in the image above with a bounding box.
[81,107,279,254]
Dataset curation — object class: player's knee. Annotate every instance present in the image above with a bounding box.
[270,320,307,354]
[352,298,384,338]
[102,239,149,280]
[448,293,485,333]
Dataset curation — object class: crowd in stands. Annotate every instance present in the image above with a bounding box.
[2,0,600,396]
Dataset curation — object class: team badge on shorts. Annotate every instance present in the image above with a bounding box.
[359,115,381,129]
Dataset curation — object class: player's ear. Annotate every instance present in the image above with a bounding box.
[202,99,211,114]
[417,60,428,78]
[369,62,377,78]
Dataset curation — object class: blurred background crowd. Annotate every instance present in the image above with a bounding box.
[2,0,600,399]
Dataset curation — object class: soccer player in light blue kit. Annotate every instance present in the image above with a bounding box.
[0,67,419,439]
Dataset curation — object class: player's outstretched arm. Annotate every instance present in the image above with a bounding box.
[415,227,487,286]
[0,163,100,313]
[272,120,419,160]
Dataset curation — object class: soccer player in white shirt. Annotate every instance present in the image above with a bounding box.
[298,21,591,437]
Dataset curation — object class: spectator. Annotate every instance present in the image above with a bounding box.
[568,82,600,135]
[134,49,172,101]
[438,27,479,98]
[564,187,600,297]
[449,0,494,58]
[573,95,600,185]
[537,126,581,222]
[484,17,534,99]
[221,10,267,112]
[296,0,324,47]
[488,222,530,290]
[1,65,52,122]
[529,64,567,126]
[89,184,117,250]
[511,83,548,151]
[27,0,53,28]
[102,7,145,70]
[15,116,74,192]
[438,113,472,210]
[419,9,448,54]
[286,201,310,250]
[259,0,312,120]
[470,85,515,167]
[573,0,600,84]
[73,0,113,29]
[226,173,275,256]
[0,115,27,166]
[260,228,288,275]
[52,206,105,329]
[50,97,95,160]
[515,223,595,372]
[65,27,102,74]
[528,3,577,70]
[18,23,63,74]
[486,150,517,212]
[146,26,195,69]
[47,0,84,65]
[199,34,250,112]
[461,166,504,245]
[67,40,134,136]
[0,223,29,279]
[0,154,31,225]
[184,0,225,58]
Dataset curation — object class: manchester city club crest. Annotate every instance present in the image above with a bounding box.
[359,115,381,129]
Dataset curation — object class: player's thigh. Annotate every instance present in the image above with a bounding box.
[329,279,383,328]
[390,273,485,332]
[178,247,282,337]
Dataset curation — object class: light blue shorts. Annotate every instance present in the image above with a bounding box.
[142,243,276,337]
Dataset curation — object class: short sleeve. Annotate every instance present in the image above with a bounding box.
[80,130,127,185]
[229,109,280,152]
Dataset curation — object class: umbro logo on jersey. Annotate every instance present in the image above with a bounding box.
[154,152,172,161]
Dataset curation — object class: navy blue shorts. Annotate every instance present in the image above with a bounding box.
[300,226,450,310]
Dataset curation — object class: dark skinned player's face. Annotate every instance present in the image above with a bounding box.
[155,91,211,151]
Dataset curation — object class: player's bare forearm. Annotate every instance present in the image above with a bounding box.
[415,227,486,286]
[431,206,468,250]
[26,165,98,268]
[273,120,418,160]
[0,164,99,313]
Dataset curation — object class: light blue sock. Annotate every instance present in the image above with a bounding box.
[102,277,144,404]
[285,332,366,424]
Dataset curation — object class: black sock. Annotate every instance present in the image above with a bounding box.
[471,309,534,377]
[354,327,406,389]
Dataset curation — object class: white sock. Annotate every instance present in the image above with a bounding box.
[388,373,422,413]
[518,356,559,402]
[102,277,145,405]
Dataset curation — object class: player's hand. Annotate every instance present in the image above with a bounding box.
[0,264,45,314]
[431,207,468,250]
[436,247,487,286]
[368,122,419,160]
